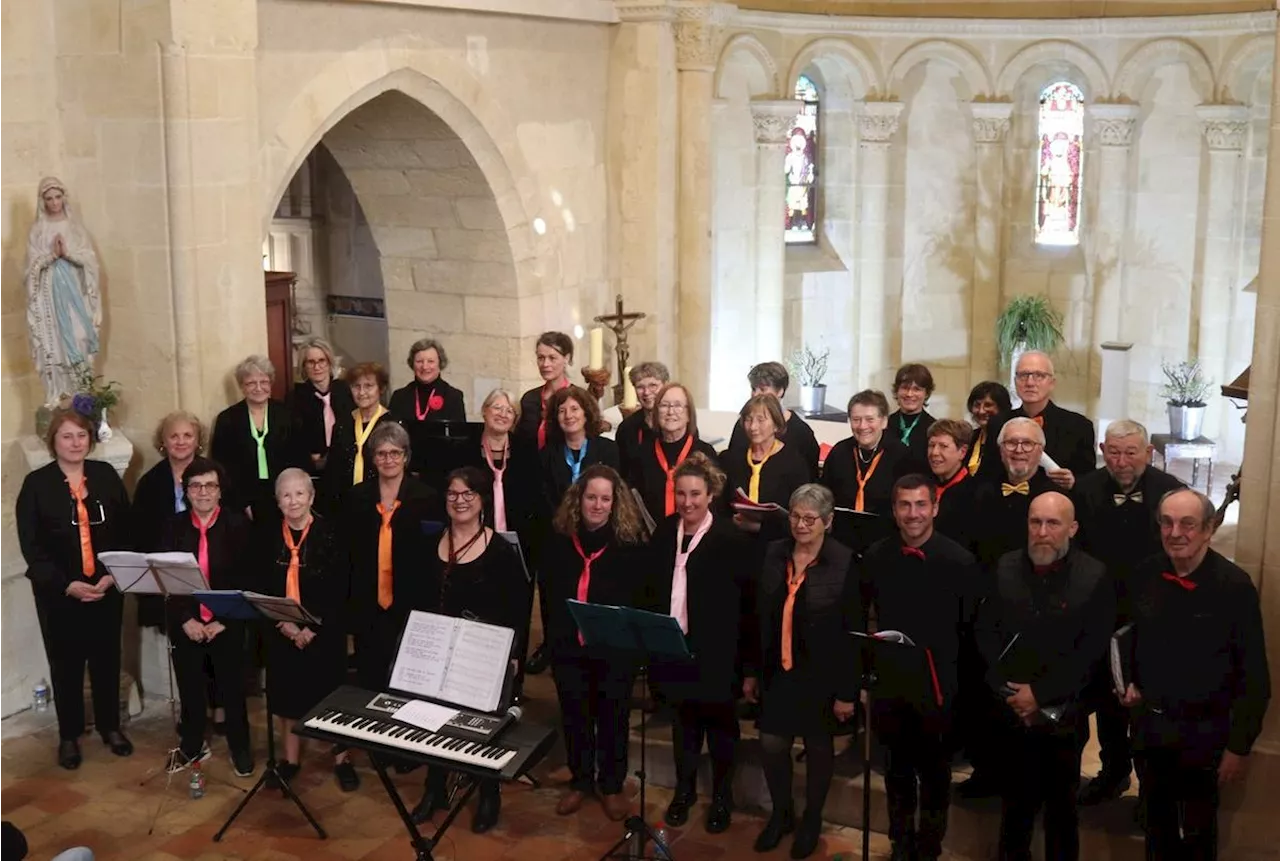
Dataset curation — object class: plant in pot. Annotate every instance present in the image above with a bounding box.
[995,295,1066,405]
[1160,359,1212,441]
[788,344,830,415]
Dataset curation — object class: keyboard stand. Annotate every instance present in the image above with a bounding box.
[370,753,476,861]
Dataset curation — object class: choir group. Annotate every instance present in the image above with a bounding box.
[16,330,1271,861]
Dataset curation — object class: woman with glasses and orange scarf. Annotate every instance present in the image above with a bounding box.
[629,382,719,526]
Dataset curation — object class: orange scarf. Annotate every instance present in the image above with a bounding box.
[655,435,695,517]
[282,517,312,603]
[376,500,400,609]
[781,557,813,671]
[69,476,95,577]
[935,468,968,502]
[853,449,884,511]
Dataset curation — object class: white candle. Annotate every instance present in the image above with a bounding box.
[589,327,604,370]
[622,366,638,409]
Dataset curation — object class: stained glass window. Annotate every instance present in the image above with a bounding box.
[785,75,819,244]
[1035,82,1085,246]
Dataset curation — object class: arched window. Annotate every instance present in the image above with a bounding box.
[1035,81,1085,247]
[784,74,819,244]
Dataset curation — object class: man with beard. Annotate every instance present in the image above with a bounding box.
[977,492,1112,861]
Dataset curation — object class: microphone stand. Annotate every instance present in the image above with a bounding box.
[601,668,672,861]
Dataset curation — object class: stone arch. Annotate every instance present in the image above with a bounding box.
[996,40,1109,101]
[786,38,882,103]
[715,33,779,98]
[1114,38,1215,102]
[1219,34,1274,103]
[886,39,994,99]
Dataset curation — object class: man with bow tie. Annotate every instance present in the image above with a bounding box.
[1073,420,1184,806]
[1125,489,1270,860]
[977,492,1112,861]
[861,474,978,861]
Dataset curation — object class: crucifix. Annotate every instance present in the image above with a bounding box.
[594,294,646,406]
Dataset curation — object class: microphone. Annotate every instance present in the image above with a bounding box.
[506,703,524,722]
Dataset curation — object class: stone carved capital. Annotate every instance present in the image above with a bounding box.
[751,99,801,146]
[971,102,1013,144]
[1197,104,1250,151]
[673,2,731,71]
[1087,103,1141,148]
[857,100,903,145]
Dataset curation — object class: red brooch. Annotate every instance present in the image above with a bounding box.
[428,393,445,411]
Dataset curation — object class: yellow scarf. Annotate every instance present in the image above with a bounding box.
[747,440,782,502]
[352,405,388,485]
[967,427,985,473]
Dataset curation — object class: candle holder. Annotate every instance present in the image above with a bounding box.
[581,367,611,402]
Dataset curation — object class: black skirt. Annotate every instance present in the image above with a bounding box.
[265,621,346,720]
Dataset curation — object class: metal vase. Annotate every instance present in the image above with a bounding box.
[799,384,827,414]
[1167,404,1206,441]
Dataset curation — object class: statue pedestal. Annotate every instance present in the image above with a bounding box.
[20,431,134,477]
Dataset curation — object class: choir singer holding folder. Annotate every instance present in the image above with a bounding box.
[17,409,135,770]
[159,457,254,776]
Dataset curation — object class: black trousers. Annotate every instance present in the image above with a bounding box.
[882,709,952,856]
[999,725,1083,861]
[354,612,406,691]
[171,623,250,757]
[671,700,738,801]
[552,654,633,794]
[760,731,835,821]
[1082,662,1133,780]
[33,586,123,741]
[1143,747,1220,861]
[956,638,1002,781]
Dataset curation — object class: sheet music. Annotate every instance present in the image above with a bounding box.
[389,611,514,712]
[392,699,458,732]
[99,551,205,595]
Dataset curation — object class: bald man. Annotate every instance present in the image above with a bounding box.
[977,352,1096,491]
[976,491,1113,861]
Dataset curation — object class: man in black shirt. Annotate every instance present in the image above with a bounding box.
[1125,489,1270,860]
[863,474,978,861]
[1074,419,1183,805]
[977,492,1113,861]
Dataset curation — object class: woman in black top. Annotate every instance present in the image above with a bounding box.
[722,394,809,545]
[16,410,134,769]
[726,362,821,481]
[887,363,936,465]
[322,361,397,512]
[630,382,719,526]
[211,355,298,521]
[260,468,350,788]
[133,410,205,628]
[516,330,573,450]
[409,467,529,833]
[615,362,670,473]
[541,385,621,515]
[542,465,647,822]
[964,381,1011,477]
[159,457,254,776]
[387,338,466,484]
[288,337,354,478]
[649,454,750,834]
[745,483,861,860]
[461,389,541,550]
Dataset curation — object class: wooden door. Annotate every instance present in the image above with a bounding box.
[265,271,296,402]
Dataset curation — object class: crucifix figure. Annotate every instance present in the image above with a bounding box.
[594,294,646,406]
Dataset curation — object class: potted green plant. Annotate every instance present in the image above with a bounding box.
[1160,359,1212,441]
[788,344,830,414]
[995,295,1066,369]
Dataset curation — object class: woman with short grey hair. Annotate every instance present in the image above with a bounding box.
[388,337,467,483]
[212,354,299,520]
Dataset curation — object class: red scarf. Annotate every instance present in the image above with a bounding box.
[414,386,445,421]
[192,507,220,622]
[572,532,608,644]
[935,467,968,502]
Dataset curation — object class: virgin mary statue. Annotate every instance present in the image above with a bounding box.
[25,177,102,405]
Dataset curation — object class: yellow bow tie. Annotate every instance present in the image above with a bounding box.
[1001,481,1030,497]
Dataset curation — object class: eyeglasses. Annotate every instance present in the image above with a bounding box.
[243,380,272,390]
[188,481,220,493]
[374,449,405,462]
[658,402,687,413]
[487,406,516,417]
[303,358,329,368]
[1001,439,1040,452]
[446,490,478,502]
[1014,371,1053,382]
[788,513,822,527]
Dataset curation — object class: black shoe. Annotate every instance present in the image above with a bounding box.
[790,813,822,859]
[1078,772,1131,806]
[705,797,732,834]
[58,739,82,770]
[754,809,795,853]
[472,785,500,834]
[955,770,1000,799]
[231,748,255,778]
[101,730,133,757]
[411,779,450,825]
[664,791,694,828]
[334,760,360,792]
[524,643,550,676]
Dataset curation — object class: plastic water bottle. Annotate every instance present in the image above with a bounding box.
[189,761,206,799]
[651,824,672,860]
[33,679,50,713]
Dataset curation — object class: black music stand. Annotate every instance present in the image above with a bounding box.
[204,591,327,842]
[568,601,690,861]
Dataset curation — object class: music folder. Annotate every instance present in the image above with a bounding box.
[567,601,691,661]
[852,630,942,710]
[99,551,207,596]
[1110,623,1135,696]
[191,590,322,626]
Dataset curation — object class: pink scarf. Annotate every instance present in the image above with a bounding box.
[315,390,335,447]
[192,507,221,622]
[483,440,508,533]
[670,511,713,634]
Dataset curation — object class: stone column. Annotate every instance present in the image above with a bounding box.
[970,102,1012,383]
[1085,103,1140,416]
[673,1,728,406]
[855,100,903,390]
[1196,104,1250,442]
[751,99,800,364]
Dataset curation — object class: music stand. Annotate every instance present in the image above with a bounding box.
[568,601,690,861]
[204,591,327,842]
